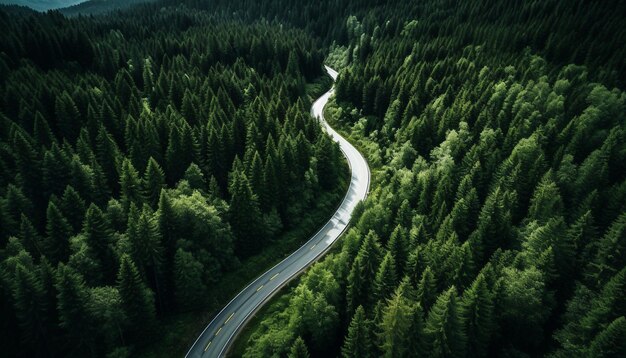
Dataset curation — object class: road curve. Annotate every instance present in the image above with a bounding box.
[185,65,370,358]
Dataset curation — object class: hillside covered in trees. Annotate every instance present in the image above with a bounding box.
[231,1,626,358]
[1,0,625,357]
[0,4,345,357]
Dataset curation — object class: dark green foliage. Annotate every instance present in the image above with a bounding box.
[173,248,208,312]
[288,337,310,358]
[142,158,165,208]
[341,305,373,358]
[0,5,344,352]
[82,204,116,283]
[44,201,72,264]
[242,2,625,355]
[2,0,626,356]
[12,264,50,352]
[424,287,466,358]
[377,283,419,358]
[588,316,626,358]
[117,255,156,341]
[460,274,494,357]
[229,170,266,257]
[55,264,95,355]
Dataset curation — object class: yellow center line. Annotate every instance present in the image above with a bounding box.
[270,273,279,281]
[225,312,234,324]
[256,285,264,292]
[215,327,222,336]
[310,244,316,250]
[204,341,212,352]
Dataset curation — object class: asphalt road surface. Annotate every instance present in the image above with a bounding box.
[185,65,370,358]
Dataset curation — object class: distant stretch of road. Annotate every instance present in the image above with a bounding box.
[185,65,370,358]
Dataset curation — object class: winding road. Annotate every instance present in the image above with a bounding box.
[185,66,370,358]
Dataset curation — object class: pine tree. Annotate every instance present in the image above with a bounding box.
[19,214,43,257]
[387,225,408,277]
[588,213,626,286]
[96,126,120,193]
[342,305,373,358]
[83,204,115,283]
[55,264,95,354]
[460,274,494,357]
[288,337,310,358]
[119,158,143,211]
[417,266,438,312]
[528,172,564,223]
[183,163,207,192]
[373,251,398,302]
[61,185,86,234]
[314,134,339,190]
[408,301,427,356]
[42,144,72,198]
[117,255,156,340]
[127,205,164,308]
[377,283,416,358]
[395,199,413,228]
[347,231,383,315]
[12,264,50,352]
[54,91,82,142]
[228,170,266,257]
[247,151,266,210]
[44,201,72,264]
[143,157,165,207]
[262,154,280,211]
[588,316,626,357]
[424,287,466,358]
[33,112,56,148]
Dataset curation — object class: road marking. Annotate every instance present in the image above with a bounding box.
[310,244,316,250]
[215,327,222,336]
[204,341,211,352]
[256,285,264,292]
[225,312,234,324]
[270,273,279,281]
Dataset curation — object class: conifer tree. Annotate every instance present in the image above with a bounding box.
[119,158,143,211]
[19,214,42,256]
[588,213,626,285]
[117,255,156,340]
[127,205,163,307]
[61,185,86,234]
[588,316,626,357]
[12,264,50,352]
[460,273,494,357]
[288,337,310,358]
[424,287,466,358]
[387,225,408,277]
[55,264,94,354]
[342,305,373,358]
[143,157,165,208]
[347,231,383,315]
[44,201,72,264]
[377,284,415,358]
[183,163,207,192]
[83,204,115,283]
[417,266,438,312]
[373,251,398,302]
[229,170,266,257]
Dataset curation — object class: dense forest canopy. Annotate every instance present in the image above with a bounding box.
[0,4,344,357]
[1,0,625,357]
[227,1,625,358]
